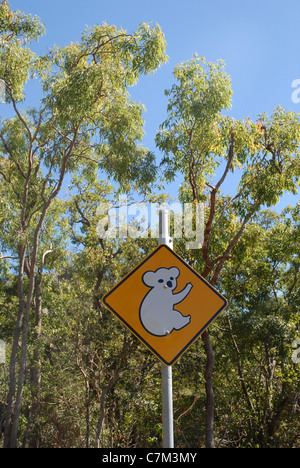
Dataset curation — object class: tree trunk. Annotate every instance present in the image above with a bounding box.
[26,268,43,448]
[201,329,215,448]
[9,267,36,447]
[94,386,108,449]
[4,211,50,447]
[3,246,26,448]
[29,249,52,446]
[31,275,42,404]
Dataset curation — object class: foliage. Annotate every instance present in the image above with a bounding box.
[0,2,299,449]
[0,1,167,448]
[156,54,299,447]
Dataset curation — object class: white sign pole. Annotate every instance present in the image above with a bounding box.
[158,209,174,449]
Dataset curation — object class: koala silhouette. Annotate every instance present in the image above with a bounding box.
[139,266,193,337]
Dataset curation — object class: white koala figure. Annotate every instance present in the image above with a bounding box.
[139,266,193,337]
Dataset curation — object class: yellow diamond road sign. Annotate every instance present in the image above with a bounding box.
[102,244,228,366]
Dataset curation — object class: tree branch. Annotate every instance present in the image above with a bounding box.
[74,199,91,227]
[6,86,33,142]
[0,254,18,261]
[202,133,235,270]
[210,208,255,286]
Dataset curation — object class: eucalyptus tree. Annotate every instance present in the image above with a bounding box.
[156,55,300,447]
[216,205,300,447]
[0,1,167,447]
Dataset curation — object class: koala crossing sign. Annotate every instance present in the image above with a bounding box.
[140,266,193,337]
[102,244,228,366]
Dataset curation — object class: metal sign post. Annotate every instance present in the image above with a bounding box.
[102,209,227,448]
[158,209,174,449]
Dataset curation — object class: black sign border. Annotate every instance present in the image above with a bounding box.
[102,244,228,366]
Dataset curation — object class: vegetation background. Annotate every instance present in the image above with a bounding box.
[0,1,299,448]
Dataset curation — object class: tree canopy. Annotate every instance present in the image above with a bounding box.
[0,2,299,449]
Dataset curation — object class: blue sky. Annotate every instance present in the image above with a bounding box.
[4,0,300,210]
